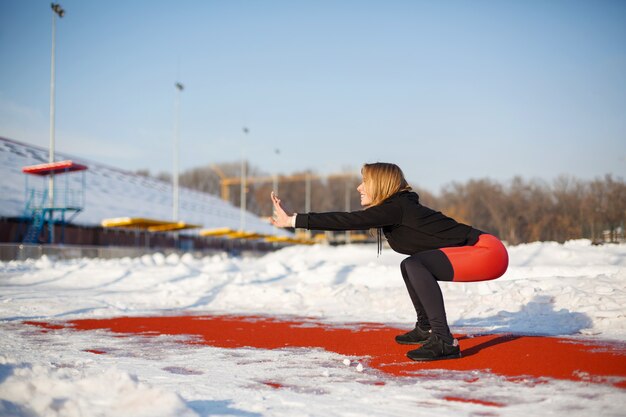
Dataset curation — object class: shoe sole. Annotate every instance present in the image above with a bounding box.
[395,339,428,345]
[406,352,462,361]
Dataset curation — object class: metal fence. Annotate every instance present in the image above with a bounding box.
[0,243,239,262]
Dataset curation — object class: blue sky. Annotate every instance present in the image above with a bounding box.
[1,0,624,192]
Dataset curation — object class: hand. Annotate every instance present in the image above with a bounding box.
[269,191,294,228]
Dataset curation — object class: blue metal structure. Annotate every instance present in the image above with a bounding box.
[22,160,87,243]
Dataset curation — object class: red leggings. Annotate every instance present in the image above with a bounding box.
[440,234,509,282]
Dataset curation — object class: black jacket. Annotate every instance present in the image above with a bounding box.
[295,190,481,255]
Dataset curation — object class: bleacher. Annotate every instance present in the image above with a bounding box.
[0,137,302,251]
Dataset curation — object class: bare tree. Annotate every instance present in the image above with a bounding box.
[167,158,625,243]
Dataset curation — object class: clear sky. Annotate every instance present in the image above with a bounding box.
[1,0,624,192]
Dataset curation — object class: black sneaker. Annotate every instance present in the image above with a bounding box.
[395,324,432,345]
[406,334,461,361]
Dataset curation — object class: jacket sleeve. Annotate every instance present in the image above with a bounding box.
[295,199,402,231]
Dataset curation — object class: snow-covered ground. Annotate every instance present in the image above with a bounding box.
[0,240,625,416]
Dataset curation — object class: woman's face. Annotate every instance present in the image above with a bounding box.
[357,178,373,206]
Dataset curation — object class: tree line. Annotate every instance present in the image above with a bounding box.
[435,175,625,244]
[137,164,625,244]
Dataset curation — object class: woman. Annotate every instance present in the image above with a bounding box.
[270,162,508,361]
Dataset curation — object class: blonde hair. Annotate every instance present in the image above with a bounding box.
[361,162,412,207]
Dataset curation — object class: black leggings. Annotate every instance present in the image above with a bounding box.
[400,250,455,343]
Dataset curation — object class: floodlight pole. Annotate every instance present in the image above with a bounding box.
[49,3,64,244]
[345,177,351,244]
[270,149,280,226]
[240,127,249,231]
[305,173,311,213]
[173,82,184,221]
[273,148,280,195]
[304,172,311,238]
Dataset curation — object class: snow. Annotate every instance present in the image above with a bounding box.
[1,240,625,416]
[1,136,625,417]
[0,137,287,236]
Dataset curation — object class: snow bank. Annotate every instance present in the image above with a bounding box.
[0,356,196,417]
[1,239,624,340]
[0,240,625,416]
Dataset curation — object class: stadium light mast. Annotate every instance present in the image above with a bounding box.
[345,175,352,244]
[240,127,249,231]
[269,148,280,227]
[48,3,65,243]
[173,81,184,221]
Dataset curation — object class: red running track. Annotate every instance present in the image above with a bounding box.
[25,314,626,388]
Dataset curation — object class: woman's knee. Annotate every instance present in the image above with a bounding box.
[401,256,424,274]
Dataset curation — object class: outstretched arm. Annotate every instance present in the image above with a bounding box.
[269,191,296,228]
[295,202,402,231]
[270,191,403,231]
